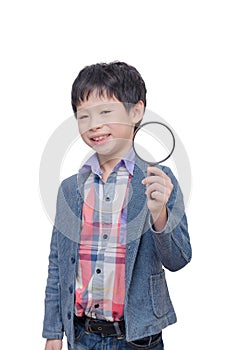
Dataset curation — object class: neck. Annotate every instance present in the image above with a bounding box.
[100,159,119,182]
[98,145,132,182]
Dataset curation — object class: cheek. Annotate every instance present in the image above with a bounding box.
[119,125,134,138]
[80,132,90,145]
[78,123,89,135]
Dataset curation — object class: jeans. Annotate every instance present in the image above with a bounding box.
[68,322,164,350]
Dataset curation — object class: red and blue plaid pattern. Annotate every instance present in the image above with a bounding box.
[75,153,134,321]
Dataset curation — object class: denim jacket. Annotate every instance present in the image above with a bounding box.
[42,157,191,348]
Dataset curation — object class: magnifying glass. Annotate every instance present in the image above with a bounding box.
[132,121,175,166]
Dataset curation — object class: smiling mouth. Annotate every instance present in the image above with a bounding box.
[90,134,111,143]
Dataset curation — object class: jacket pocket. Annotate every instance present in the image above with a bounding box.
[150,270,174,318]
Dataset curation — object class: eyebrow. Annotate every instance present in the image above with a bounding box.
[77,107,88,113]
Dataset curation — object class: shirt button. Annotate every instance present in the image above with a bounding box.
[67,312,72,320]
[96,268,101,274]
[103,234,108,240]
[105,196,110,202]
[71,257,75,264]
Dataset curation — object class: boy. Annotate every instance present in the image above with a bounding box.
[42,61,192,350]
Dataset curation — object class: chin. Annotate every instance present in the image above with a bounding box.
[93,139,131,158]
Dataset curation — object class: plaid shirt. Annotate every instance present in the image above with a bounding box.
[75,149,135,321]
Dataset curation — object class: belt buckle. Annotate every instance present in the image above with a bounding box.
[85,317,125,338]
[89,325,103,333]
[87,319,103,334]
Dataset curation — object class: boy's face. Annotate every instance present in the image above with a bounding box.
[76,91,143,161]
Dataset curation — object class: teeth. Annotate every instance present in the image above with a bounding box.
[93,135,107,141]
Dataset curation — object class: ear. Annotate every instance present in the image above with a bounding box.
[131,100,144,125]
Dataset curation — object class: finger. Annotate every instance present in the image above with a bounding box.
[143,173,173,188]
[143,175,167,186]
[147,166,169,177]
[149,190,166,201]
[146,182,173,202]
[146,182,166,194]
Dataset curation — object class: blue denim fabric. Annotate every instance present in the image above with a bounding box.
[43,157,192,348]
[68,321,164,350]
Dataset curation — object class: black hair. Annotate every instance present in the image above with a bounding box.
[71,61,147,120]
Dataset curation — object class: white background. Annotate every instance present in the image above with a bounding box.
[1,0,231,349]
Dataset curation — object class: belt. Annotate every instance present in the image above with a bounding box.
[74,314,125,337]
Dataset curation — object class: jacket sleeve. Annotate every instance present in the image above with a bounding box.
[152,166,192,271]
[42,186,64,340]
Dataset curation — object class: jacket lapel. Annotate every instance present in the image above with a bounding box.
[125,157,149,290]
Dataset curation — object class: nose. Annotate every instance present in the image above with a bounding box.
[89,122,103,131]
[88,115,104,131]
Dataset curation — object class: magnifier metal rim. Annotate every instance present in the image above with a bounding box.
[132,121,176,165]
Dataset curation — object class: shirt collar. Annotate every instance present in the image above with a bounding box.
[79,148,135,177]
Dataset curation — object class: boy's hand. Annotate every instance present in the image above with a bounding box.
[142,166,173,231]
[45,339,62,350]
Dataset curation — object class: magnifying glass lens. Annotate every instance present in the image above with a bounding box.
[133,122,175,165]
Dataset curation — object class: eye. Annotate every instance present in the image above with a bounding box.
[78,114,89,120]
[101,110,112,115]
